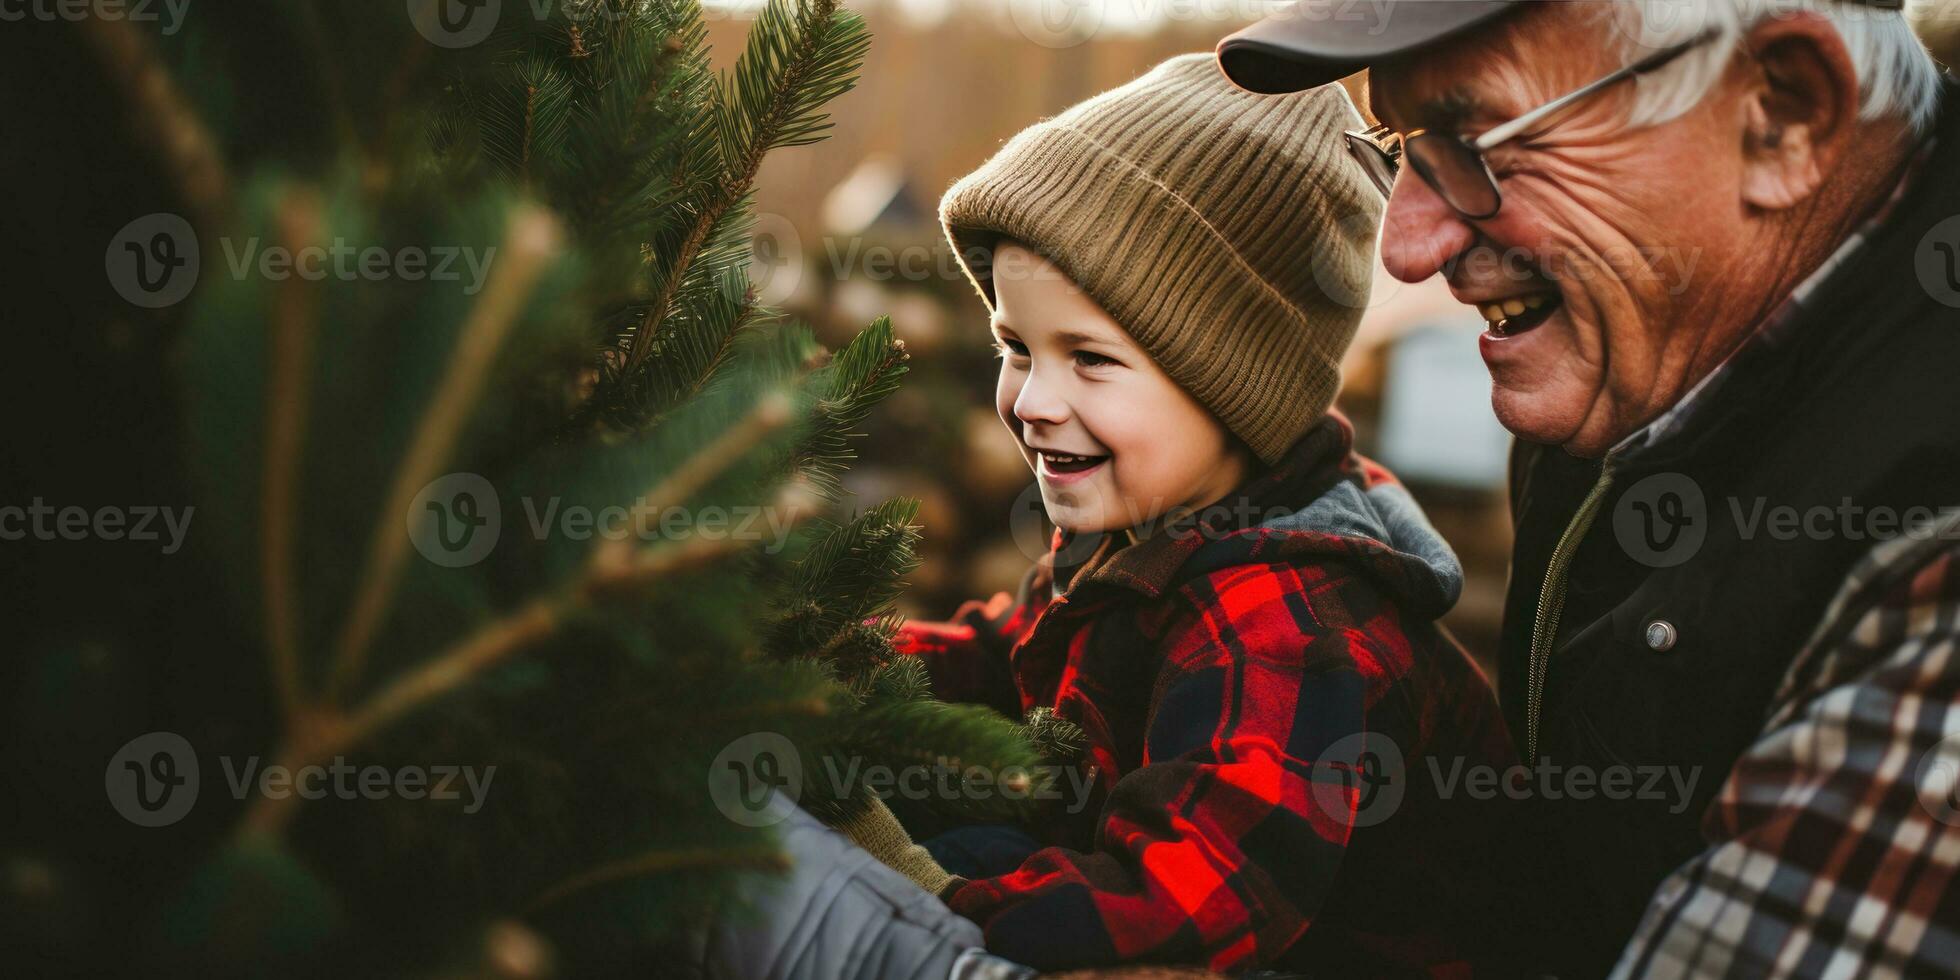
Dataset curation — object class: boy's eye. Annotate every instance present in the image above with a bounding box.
[993,339,1029,359]
[1074,350,1117,368]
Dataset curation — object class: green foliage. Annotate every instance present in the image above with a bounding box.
[29,2,1048,974]
[763,495,922,676]
[1016,706,1090,772]
[419,0,880,436]
[718,0,872,163]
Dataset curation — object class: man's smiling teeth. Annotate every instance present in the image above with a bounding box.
[1478,294,1553,322]
[1478,292,1564,337]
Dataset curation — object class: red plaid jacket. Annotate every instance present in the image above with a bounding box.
[897,416,1520,975]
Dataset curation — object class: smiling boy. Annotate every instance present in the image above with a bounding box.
[840,55,1524,974]
[985,240,1252,539]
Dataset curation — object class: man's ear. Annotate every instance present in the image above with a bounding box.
[1738,12,1861,211]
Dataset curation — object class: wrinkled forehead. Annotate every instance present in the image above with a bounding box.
[1367,2,1620,131]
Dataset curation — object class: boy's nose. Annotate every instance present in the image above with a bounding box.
[1378,171,1476,284]
[1012,372,1070,428]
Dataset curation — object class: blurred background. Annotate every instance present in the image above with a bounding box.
[699,0,1521,670]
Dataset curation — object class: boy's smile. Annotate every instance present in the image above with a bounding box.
[988,242,1252,535]
[1031,448,1107,484]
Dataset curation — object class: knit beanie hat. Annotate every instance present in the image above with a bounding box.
[939,53,1382,466]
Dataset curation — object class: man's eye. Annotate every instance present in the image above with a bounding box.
[993,340,1028,359]
[1075,350,1116,368]
[1485,140,1544,174]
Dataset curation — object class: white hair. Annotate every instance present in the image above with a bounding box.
[1608,0,1943,135]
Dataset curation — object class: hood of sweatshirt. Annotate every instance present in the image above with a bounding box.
[1049,412,1464,619]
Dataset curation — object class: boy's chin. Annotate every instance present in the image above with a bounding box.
[1042,500,1112,536]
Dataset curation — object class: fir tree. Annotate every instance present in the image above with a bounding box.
[5,2,1078,976]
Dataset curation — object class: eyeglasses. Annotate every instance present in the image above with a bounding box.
[1344,30,1720,220]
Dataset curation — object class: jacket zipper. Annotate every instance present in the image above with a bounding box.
[1525,454,1617,761]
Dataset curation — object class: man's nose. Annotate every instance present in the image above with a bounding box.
[1378,170,1476,284]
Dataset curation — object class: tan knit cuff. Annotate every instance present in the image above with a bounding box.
[834,796,956,898]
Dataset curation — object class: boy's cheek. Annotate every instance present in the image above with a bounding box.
[993,370,1025,445]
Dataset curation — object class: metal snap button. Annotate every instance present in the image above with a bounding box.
[1645,619,1678,653]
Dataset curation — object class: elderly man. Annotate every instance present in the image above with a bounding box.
[1220,0,1958,976]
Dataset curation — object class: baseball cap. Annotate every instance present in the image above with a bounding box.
[1217,0,1910,94]
[1216,0,1524,93]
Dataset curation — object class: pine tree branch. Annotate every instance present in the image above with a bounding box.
[242,593,567,838]
[666,283,761,412]
[243,382,801,837]
[326,205,566,705]
[584,530,753,596]
[241,522,766,838]
[344,594,566,766]
[378,462,802,726]
[766,496,920,671]
[791,321,908,500]
[589,386,793,573]
[621,0,849,371]
[621,33,688,153]
[263,186,324,721]
[621,200,724,372]
[75,14,231,234]
[522,84,538,188]
[552,279,758,442]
